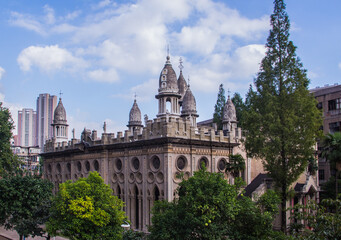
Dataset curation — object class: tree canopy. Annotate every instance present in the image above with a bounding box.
[148,168,281,240]
[0,102,20,176]
[242,0,322,231]
[322,132,341,198]
[231,93,246,127]
[47,171,126,240]
[213,84,226,130]
[0,174,53,240]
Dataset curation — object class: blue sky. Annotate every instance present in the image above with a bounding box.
[1,0,341,138]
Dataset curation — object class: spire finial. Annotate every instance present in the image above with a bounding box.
[188,75,190,87]
[166,44,170,62]
[134,93,137,102]
[179,57,184,72]
[227,88,231,99]
[59,90,63,100]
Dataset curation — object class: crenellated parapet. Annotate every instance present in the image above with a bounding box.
[44,115,242,153]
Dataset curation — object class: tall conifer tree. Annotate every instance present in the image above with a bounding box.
[213,84,226,130]
[0,102,19,176]
[243,0,321,232]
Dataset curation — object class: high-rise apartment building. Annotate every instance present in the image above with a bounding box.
[17,108,37,147]
[310,84,341,189]
[36,93,57,149]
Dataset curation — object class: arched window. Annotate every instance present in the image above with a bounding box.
[198,157,208,169]
[134,185,139,229]
[117,185,121,199]
[154,186,160,201]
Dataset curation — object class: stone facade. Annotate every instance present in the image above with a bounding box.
[42,56,249,231]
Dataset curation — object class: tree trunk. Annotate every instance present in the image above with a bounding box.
[336,170,339,200]
[19,235,23,240]
[281,186,287,234]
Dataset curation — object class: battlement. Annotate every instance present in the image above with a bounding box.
[44,116,242,152]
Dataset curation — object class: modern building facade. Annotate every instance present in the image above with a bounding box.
[42,56,249,232]
[310,84,341,186]
[17,108,37,147]
[36,93,57,150]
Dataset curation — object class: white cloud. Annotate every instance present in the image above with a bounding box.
[93,0,112,10]
[0,67,5,80]
[87,68,119,83]
[9,11,46,35]
[11,0,270,90]
[230,44,266,79]
[173,0,269,55]
[64,10,81,21]
[17,45,87,72]
[43,5,55,25]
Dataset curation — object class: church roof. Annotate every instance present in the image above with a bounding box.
[158,55,179,94]
[181,85,198,116]
[178,71,187,101]
[53,98,67,123]
[223,96,237,123]
[128,99,142,126]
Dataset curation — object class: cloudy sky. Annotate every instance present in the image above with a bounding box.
[1,0,341,138]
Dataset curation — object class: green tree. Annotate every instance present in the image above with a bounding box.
[322,132,341,198]
[231,93,246,127]
[213,84,226,130]
[230,191,282,240]
[225,154,245,178]
[289,197,341,239]
[242,0,322,232]
[0,102,20,176]
[47,171,126,240]
[0,175,53,240]
[148,168,280,240]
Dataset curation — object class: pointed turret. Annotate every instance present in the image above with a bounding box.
[127,98,143,133]
[222,95,237,132]
[51,97,69,143]
[181,80,199,127]
[155,54,181,117]
[178,57,187,105]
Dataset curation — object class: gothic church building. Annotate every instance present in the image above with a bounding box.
[42,56,249,232]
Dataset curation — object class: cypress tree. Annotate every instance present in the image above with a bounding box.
[213,84,226,130]
[243,0,322,232]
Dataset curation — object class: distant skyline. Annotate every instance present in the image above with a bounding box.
[1,0,341,139]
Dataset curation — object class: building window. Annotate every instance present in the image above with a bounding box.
[319,169,325,181]
[328,98,341,111]
[218,159,227,171]
[176,156,187,170]
[329,122,341,133]
[317,102,322,109]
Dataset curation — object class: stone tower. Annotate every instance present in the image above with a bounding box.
[127,99,143,134]
[155,55,182,117]
[222,95,238,138]
[181,83,199,128]
[51,97,68,143]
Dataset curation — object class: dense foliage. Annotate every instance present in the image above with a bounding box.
[0,175,53,240]
[242,0,322,231]
[321,132,341,198]
[47,171,126,240]
[231,93,246,127]
[225,154,245,178]
[0,102,20,176]
[289,196,341,239]
[148,168,281,240]
[213,84,226,130]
